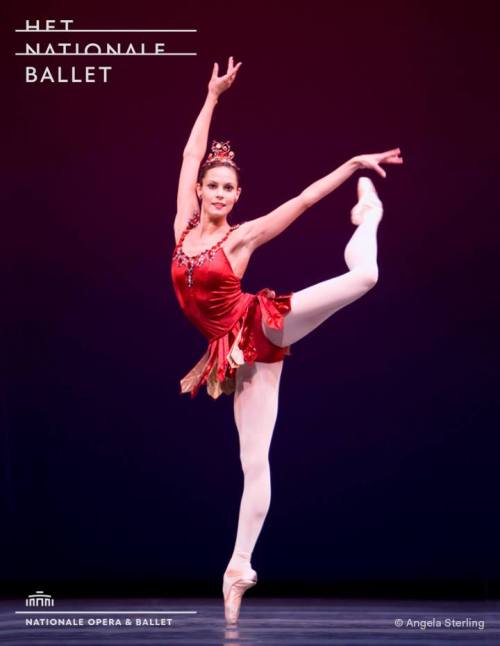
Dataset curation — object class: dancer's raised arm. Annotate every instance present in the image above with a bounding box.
[174,56,242,240]
[242,149,403,251]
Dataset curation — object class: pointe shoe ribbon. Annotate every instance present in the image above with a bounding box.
[351,177,383,225]
[223,567,258,625]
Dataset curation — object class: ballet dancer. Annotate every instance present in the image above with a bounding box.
[170,56,403,624]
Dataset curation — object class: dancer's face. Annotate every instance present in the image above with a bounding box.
[196,167,241,219]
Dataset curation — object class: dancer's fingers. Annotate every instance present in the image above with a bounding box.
[382,155,404,164]
[363,159,386,177]
[375,148,401,161]
[228,63,242,84]
[227,61,242,82]
[382,147,401,157]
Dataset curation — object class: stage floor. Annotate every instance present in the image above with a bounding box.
[1,597,499,644]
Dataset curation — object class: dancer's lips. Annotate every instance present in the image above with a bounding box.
[213,203,225,208]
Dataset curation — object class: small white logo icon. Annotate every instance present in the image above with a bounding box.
[25,591,54,607]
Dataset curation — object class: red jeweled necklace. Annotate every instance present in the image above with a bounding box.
[173,213,240,287]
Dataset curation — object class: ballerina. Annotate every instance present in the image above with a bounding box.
[170,56,403,624]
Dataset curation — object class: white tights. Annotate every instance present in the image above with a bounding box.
[226,209,382,573]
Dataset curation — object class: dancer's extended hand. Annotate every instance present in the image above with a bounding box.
[208,56,242,98]
[352,148,404,178]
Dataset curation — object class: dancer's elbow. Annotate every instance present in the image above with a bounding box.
[300,188,319,209]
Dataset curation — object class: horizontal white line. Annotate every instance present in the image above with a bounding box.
[16,610,197,614]
[15,29,197,33]
[15,53,197,56]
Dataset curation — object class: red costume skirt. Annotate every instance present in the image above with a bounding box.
[180,288,293,399]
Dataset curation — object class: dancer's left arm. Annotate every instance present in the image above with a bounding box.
[242,148,403,250]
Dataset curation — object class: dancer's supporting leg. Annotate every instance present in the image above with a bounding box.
[226,359,284,574]
[263,177,383,348]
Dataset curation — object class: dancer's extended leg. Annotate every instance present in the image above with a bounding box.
[263,177,383,347]
[225,359,284,574]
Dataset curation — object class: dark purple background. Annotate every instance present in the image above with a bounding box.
[3,1,499,597]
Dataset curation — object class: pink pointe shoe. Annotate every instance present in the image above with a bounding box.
[222,566,258,625]
[350,177,383,226]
